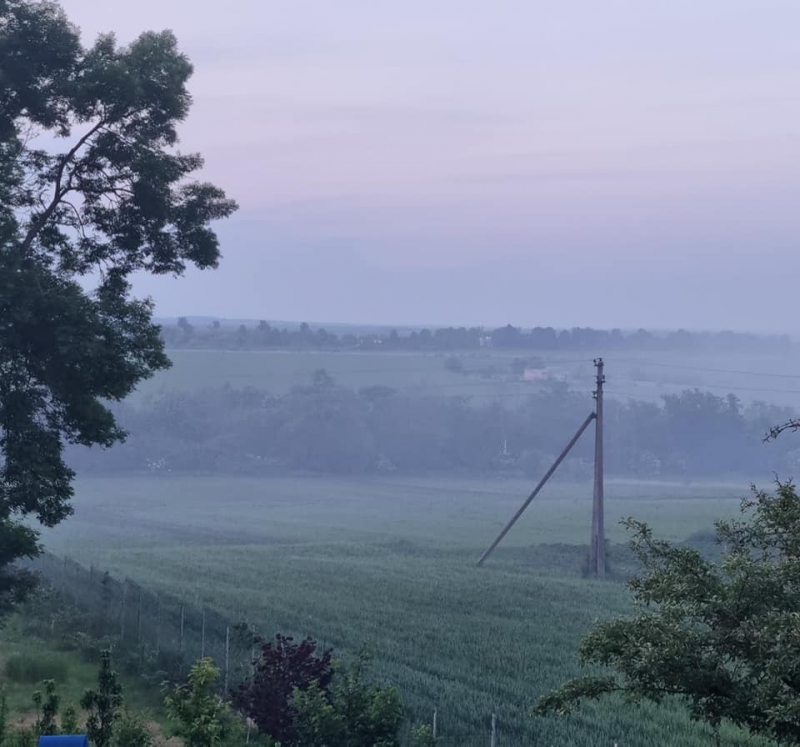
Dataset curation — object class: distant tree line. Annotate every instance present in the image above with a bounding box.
[67,374,800,479]
[162,319,793,354]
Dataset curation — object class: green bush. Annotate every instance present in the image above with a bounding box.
[4,652,69,684]
[113,709,153,747]
[411,724,437,747]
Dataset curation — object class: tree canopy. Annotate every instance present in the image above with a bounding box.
[535,481,800,745]
[0,0,236,606]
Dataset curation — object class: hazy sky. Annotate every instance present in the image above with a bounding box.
[61,1,800,331]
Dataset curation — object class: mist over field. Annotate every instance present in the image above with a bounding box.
[6,1,800,744]
[46,319,800,744]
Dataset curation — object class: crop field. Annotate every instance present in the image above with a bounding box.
[131,346,800,411]
[40,475,769,746]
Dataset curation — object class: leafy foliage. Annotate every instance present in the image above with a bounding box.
[165,657,240,747]
[0,0,236,608]
[235,634,333,744]
[292,654,404,747]
[81,650,123,747]
[32,679,59,736]
[60,702,80,735]
[410,724,438,747]
[112,708,154,747]
[535,481,800,744]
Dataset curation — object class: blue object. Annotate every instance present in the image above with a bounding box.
[37,738,89,747]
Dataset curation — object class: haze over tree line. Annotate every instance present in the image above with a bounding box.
[67,374,797,479]
[162,319,794,355]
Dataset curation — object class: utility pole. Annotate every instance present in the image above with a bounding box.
[590,358,606,577]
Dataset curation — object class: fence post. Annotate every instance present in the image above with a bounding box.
[120,582,127,640]
[137,589,144,674]
[180,605,185,657]
[137,590,142,643]
[201,610,206,659]
[155,595,161,655]
[490,713,496,747]
[224,625,231,693]
[432,708,437,738]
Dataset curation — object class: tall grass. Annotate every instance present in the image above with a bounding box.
[4,652,70,684]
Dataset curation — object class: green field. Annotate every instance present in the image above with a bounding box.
[0,624,163,731]
[131,348,571,406]
[131,346,800,411]
[40,475,769,746]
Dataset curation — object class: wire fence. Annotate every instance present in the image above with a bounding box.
[26,553,258,690]
[25,554,626,746]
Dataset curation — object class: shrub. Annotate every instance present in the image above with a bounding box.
[61,703,80,735]
[411,724,438,747]
[113,709,154,747]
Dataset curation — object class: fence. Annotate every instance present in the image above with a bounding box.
[25,554,597,746]
[26,553,259,690]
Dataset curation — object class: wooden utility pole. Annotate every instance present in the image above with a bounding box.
[590,358,606,577]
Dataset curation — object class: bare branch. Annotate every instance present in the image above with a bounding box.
[19,118,106,254]
[764,420,800,442]
[61,199,88,240]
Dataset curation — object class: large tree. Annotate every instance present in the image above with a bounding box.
[535,481,800,745]
[0,0,236,607]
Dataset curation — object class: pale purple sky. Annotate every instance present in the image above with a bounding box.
[61,1,800,331]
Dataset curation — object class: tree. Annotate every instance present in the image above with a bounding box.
[291,653,404,747]
[0,0,236,607]
[178,316,195,339]
[60,703,79,735]
[235,634,333,744]
[32,679,59,736]
[81,650,123,747]
[535,482,800,745]
[165,658,239,747]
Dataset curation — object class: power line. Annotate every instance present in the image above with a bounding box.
[612,357,800,380]
[611,376,800,398]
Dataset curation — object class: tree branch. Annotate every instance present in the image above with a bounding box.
[19,119,106,254]
[764,420,800,442]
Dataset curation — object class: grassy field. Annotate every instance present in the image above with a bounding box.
[0,623,164,733]
[131,346,800,411]
[39,474,770,746]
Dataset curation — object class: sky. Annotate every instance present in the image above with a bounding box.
[60,1,800,332]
